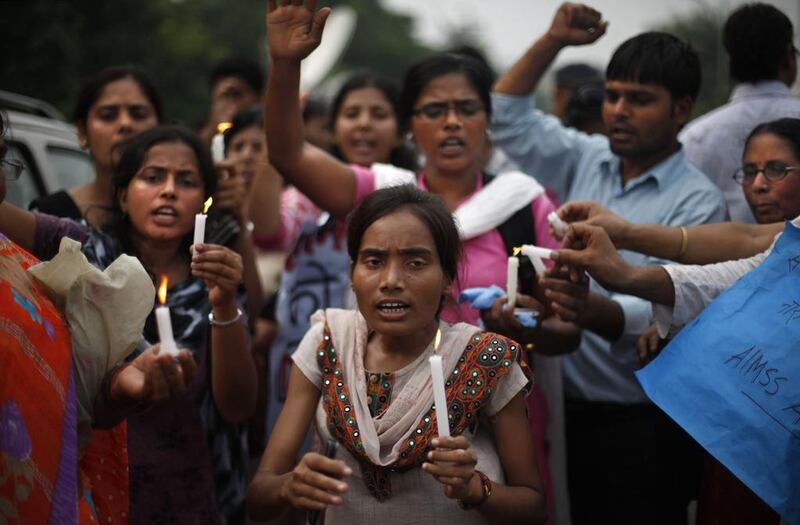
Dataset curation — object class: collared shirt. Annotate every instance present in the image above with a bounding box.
[680,81,800,223]
[490,93,728,403]
[654,215,800,338]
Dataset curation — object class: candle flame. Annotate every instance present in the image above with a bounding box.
[433,328,442,353]
[216,122,232,134]
[203,197,213,213]
[158,275,168,305]
[513,246,522,256]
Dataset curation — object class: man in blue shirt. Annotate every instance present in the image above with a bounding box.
[491,4,728,524]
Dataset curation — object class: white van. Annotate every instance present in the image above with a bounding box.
[1,90,94,209]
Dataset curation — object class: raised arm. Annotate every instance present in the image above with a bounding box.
[265,0,357,218]
[494,3,606,96]
[558,200,781,264]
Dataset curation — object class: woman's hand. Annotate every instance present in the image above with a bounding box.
[480,293,545,344]
[279,452,351,511]
[212,161,249,224]
[557,200,632,247]
[423,436,482,502]
[111,345,198,404]
[267,0,331,62]
[191,243,243,308]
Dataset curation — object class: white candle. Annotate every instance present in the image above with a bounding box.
[507,256,519,306]
[547,211,567,238]
[155,277,179,357]
[428,329,450,437]
[155,306,179,357]
[193,214,207,246]
[211,133,225,164]
[520,244,553,275]
[193,197,213,247]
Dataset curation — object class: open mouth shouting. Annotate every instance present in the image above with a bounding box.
[151,205,179,226]
[376,300,411,321]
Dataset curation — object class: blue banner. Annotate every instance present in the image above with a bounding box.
[637,222,800,524]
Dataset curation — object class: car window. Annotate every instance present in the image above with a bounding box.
[4,143,42,209]
[46,146,94,190]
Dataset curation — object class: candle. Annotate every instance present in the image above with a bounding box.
[428,328,450,437]
[210,122,232,163]
[155,276,179,357]
[547,211,567,238]
[519,244,554,275]
[193,197,213,246]
[506,256,519,306]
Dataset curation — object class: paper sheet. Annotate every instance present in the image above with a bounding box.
[637,222,800,524]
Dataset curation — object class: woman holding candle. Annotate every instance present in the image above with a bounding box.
[263,3,584,518]
[0,125,257,523]
[248,184,546,524]
[263,1,576,334]
[0,113,198,523]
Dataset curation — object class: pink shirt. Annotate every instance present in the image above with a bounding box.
[352,166,560,325]
[253,186,324,251]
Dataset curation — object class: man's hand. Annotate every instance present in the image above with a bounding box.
[553,223,633,292]
[547,3,608,47]
[557,200,632,248]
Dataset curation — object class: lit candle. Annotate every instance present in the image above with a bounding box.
[193,197,213,247]
[210,122,232,164]
[519,244,554,275]
[155,276,179,357]
[428,328,450,437]
[507,256,519,306]
[547,211,567,238]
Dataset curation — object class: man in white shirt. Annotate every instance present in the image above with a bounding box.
[680,3,800,223]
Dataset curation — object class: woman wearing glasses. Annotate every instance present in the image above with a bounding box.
[262,2,581,344]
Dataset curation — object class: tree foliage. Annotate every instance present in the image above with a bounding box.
[3,0,433,125]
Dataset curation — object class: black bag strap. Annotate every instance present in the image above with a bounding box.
[481,173,537,294]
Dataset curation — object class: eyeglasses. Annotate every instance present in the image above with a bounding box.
[0,159,23,181]
[411,100,485,120]
[732,161,800,185]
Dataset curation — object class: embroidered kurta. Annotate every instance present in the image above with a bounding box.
[291,309,529,524]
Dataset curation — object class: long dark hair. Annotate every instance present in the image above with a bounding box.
[104,126,216,257]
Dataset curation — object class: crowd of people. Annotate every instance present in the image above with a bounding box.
[1,1,797,524]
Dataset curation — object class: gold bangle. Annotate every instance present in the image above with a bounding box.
[676,226,688,261]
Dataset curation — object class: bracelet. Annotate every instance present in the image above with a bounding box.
[208,307,243,327]
[675,226,689,261]
[458,470,492,510]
